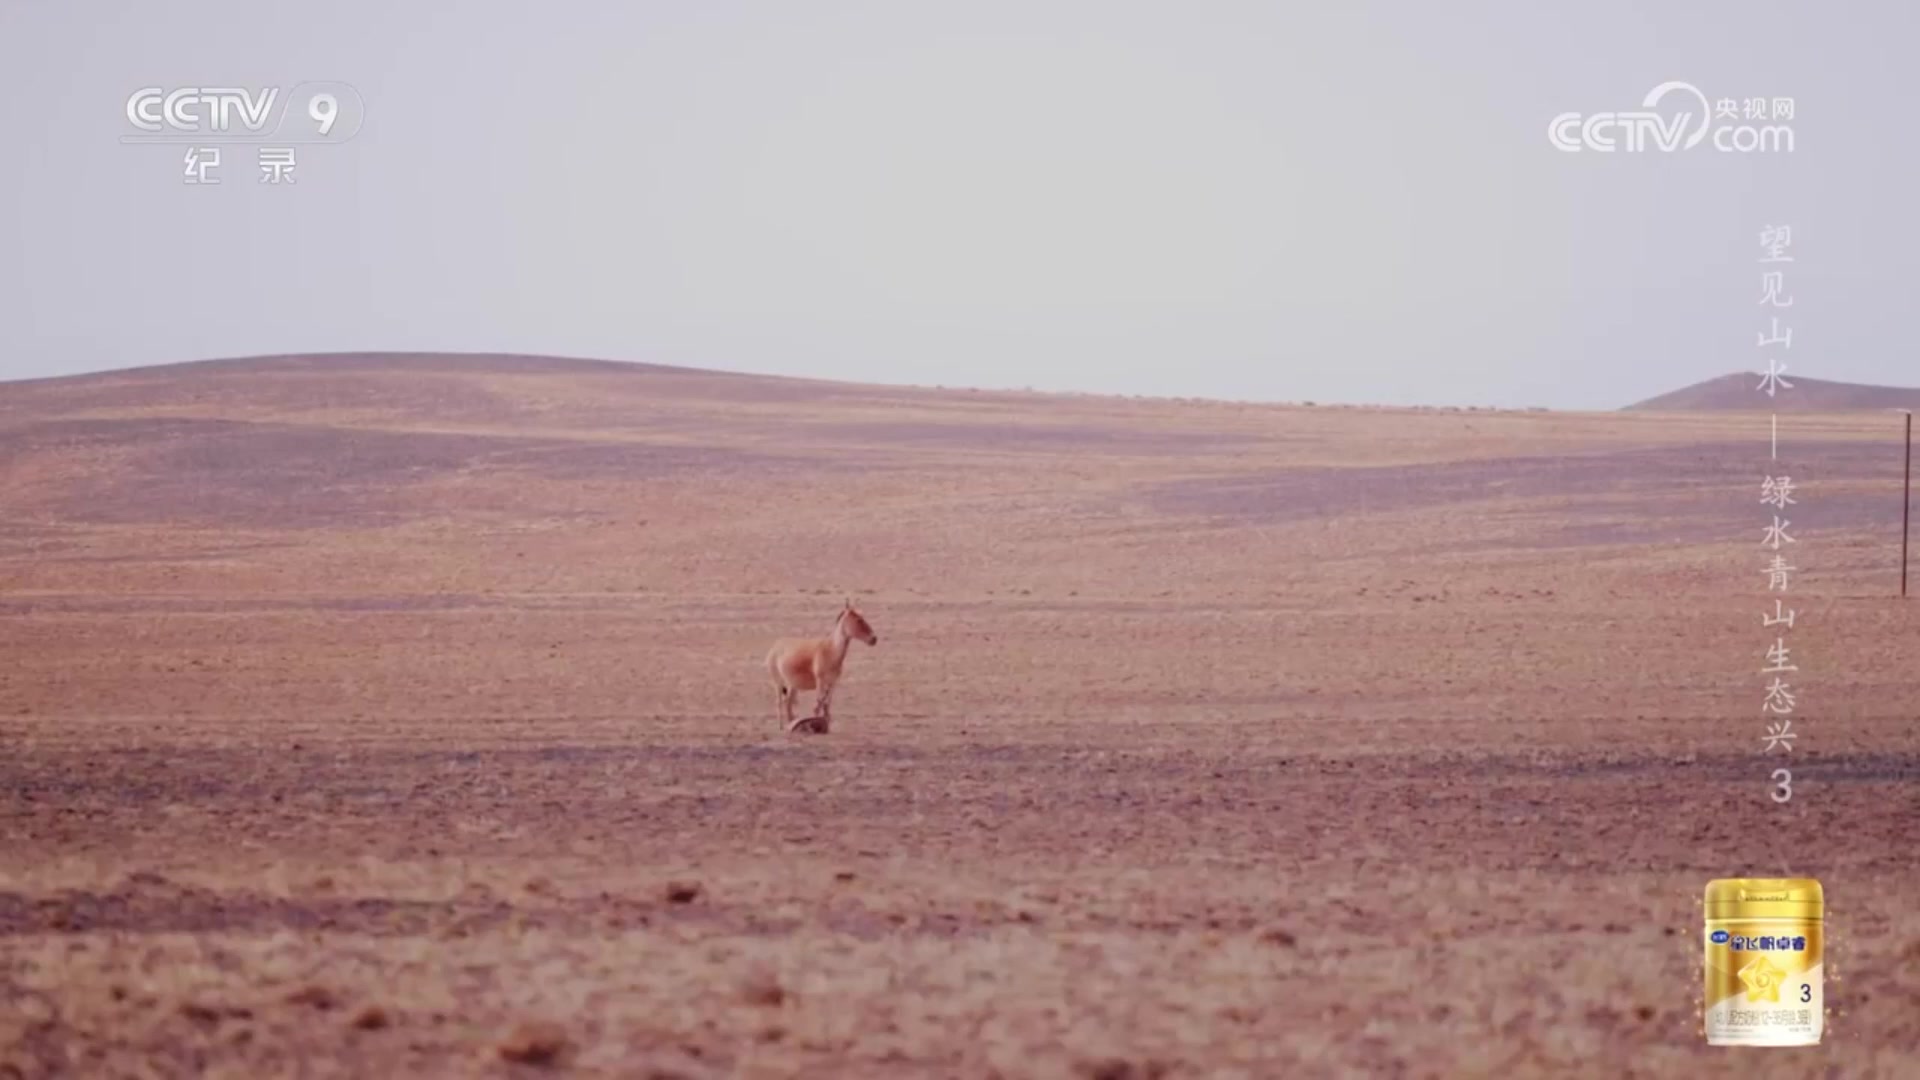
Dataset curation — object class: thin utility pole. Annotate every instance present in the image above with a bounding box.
[1904,410,1912,598]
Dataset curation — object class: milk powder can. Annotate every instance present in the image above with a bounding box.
[1703,877,1823,1046]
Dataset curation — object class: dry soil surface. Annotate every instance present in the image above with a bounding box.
[2,355,1916,1078]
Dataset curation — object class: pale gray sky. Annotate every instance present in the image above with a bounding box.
[1,1,1914,408]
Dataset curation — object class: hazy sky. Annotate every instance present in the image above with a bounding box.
[2,1,1915,408]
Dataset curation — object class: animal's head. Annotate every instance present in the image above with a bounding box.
[840,598,877,646]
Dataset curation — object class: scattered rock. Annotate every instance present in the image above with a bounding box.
[498,1020,569,1065]
[1258,927,1298,947]
[286,985,338,1010]
[832,870,856,882]
[740,970,786,1007]
[1077,1058,1169,1080]
[351,1004,390,1030]
[664,880,702,904]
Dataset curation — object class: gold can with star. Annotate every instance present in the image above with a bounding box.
[1703,878,1823,1046]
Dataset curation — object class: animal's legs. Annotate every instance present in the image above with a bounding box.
[777,684,795,729]
[782,684,821,733]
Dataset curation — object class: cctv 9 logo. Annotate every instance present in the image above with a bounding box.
[122,81,365,143]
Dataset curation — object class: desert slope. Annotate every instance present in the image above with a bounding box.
[2,352,1917,1077]
[1628,371,1920,411]
[3,352,1909,589]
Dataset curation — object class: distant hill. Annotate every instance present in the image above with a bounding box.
[0,351,1256,532]
[1,351,1906,593]
[1628,372,1920,411]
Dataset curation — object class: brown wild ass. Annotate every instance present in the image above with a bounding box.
[766,599,878,733]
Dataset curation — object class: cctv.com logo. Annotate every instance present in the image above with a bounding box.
[1548,81,1795,153]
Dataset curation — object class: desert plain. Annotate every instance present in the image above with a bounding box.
[1,354,1916,1078]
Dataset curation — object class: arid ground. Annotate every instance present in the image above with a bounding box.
[2,355,1916,1078]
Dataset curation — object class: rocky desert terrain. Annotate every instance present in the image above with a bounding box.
[2,355,1916,1078]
